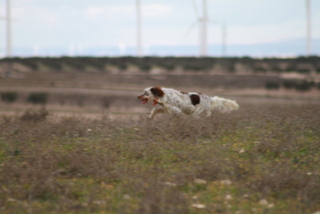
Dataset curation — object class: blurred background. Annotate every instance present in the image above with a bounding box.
[0,0,319,118]
[1,0,320,57]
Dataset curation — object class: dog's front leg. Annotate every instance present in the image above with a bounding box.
[148,107,165,119]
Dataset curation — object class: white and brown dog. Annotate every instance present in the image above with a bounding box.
[138,86,239,118]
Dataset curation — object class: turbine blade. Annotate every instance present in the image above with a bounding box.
[191,0,200,18]
[184,21,198,38]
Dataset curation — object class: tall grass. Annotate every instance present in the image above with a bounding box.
[0,103,319,213]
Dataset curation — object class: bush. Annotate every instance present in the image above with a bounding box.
[297,69,310,74]
[42,58,62,70]
[254,67,267,73]
[118,63,128,71]
[101,96,114,108]
[265,81,280,90]
[20,58,38,70]
[0,92,18,103]
[294,81,312,92]
[283,80,296,89]
[20,107,49,122]
[27,92,48,105]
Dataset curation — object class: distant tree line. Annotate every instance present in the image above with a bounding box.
[1,56,320,73]
[1,92,48,105]
[265,80,320,91]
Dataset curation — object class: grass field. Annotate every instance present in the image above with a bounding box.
[0,101,319,214]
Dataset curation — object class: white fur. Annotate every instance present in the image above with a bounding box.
[138,87,239,119]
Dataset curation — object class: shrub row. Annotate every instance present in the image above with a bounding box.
[0,92,123,109]
[1,56,320,73]
[1,92,48,104]
[265,80,320,91]
[0,92,18,103]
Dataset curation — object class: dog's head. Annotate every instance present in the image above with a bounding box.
[137,86,164,104]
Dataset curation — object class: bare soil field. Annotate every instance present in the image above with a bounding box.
[0,71,319,118]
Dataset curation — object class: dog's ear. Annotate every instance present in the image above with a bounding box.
[150,87,164,97]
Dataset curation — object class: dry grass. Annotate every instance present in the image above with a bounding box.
[0,102,319,214]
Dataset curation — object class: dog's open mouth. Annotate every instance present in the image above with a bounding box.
[138,94,149,104]
[141,98,148,104]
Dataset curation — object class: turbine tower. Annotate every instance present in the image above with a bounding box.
[199,0,208,56]
[136,0,142,56]
[306,0,311,56]
[222,23,226,57]
[6,0,12,57]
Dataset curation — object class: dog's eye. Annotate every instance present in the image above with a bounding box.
[145,92,149,96]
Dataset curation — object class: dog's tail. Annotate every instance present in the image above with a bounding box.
[210,96,239,111]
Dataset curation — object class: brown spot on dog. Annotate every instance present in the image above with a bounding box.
[150,87,164,97]
[190,94,200,106]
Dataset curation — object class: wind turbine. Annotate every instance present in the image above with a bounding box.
[187,0,222,56]
[186,0,221,56]
[136,0,142,56]
[6,0,12,58]
[306,0,311,56]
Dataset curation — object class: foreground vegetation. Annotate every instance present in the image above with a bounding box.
[0,102,320,214]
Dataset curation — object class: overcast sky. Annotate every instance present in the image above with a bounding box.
[0,0,319,56]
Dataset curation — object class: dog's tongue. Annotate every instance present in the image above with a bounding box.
[142,99,148,104]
